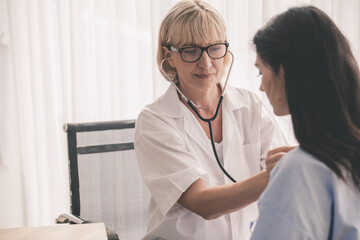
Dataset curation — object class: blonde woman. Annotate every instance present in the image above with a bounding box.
[135,1,291,239]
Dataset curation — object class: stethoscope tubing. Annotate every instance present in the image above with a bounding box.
[187,97,236,182]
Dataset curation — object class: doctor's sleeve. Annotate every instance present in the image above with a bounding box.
[134,112,208,218]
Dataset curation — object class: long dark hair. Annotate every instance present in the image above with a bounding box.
[254,6,360,190]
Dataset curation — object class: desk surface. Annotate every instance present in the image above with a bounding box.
[0,223,107,240]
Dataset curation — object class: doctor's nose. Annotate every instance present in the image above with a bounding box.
[197,51,212,69]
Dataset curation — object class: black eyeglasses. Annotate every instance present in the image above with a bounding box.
[165,42,229,63]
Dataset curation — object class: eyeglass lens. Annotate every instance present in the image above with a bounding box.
[181,44,227,62]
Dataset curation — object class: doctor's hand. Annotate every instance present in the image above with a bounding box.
[265,146,295,175]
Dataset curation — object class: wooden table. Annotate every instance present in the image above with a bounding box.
[0,223,107,240]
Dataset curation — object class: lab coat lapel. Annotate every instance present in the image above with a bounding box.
[183,110,215,160]
[160,85,214,159]
[222,95,240,166]
[222,87,247,181]
[159,84,183,119]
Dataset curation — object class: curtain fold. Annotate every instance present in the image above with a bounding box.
[0,0,359,228]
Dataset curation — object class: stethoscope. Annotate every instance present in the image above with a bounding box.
[160,51,237,183]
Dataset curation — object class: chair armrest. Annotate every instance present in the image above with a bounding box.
[56,213,85,224]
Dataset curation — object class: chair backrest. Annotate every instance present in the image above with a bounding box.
[63,119,150,240]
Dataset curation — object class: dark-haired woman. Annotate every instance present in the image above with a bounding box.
[251,5,360,240]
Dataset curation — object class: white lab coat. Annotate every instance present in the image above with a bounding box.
[134,84,288,240]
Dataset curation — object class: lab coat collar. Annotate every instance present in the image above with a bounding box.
[159,84,248,118]
[158,84,215,158]
[157,84,250,129]
[222,86,248,112]
[163,83,250,155]
[158,84,185,119]
[158,84,255,177]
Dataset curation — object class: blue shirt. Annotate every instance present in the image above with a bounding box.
[251,147,360,240]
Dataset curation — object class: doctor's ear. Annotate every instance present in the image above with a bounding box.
[162,46,172,59]
[162,46,175,68]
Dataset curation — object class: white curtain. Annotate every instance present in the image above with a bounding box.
[0,0,359,228]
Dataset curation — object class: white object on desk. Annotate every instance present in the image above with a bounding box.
[0,223,107,240]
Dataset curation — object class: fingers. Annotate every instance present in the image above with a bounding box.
[267,146,296,157]
[265,146,296,175]
[265,152,284,173]
[266,152,287,166]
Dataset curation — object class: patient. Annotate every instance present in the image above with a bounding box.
[251,6,360,239]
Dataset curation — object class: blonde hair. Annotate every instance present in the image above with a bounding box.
[157,0,230,84]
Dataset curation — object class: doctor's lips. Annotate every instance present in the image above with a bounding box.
[194,73,215,79]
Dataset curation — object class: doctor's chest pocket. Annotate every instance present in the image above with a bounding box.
[238,142,262,174]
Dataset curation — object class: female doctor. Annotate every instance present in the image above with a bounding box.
[134,1,292,239]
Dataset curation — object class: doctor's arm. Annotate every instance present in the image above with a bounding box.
[178,146,293,220]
